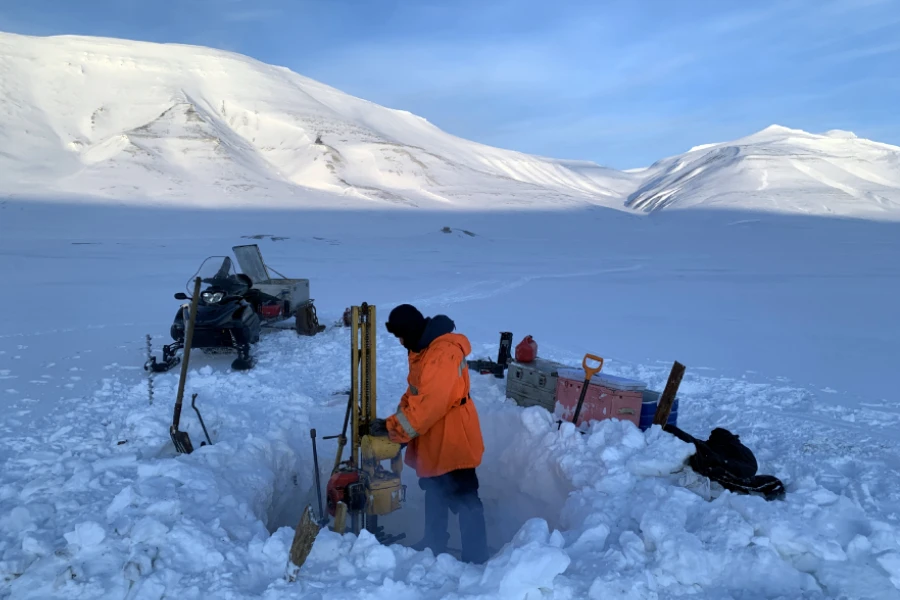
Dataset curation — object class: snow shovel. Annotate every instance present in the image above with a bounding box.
[285,429,327,579]
[171,277,202,454]
[560,353,604,431]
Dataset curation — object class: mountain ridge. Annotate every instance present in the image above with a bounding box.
[626,123,900,217]
[1,30,899,219]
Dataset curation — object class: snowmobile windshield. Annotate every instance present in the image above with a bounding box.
[188,256,250,298]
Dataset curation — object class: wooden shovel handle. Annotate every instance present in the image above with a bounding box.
[582,353,604,379]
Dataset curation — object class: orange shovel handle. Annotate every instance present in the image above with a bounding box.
[582,353,604,379]
[568,353,605,431]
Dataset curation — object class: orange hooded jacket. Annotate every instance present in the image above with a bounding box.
[386,315,484,478]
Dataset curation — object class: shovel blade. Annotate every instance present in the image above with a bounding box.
[286,504,322,581]
[170,427,194,454]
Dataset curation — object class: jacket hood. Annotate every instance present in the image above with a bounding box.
[414,315,469,354]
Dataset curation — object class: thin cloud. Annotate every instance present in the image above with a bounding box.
[824,41,900,63]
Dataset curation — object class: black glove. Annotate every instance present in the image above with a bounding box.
[368,418,388,437]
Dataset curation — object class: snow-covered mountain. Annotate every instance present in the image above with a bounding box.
[2,30,900,219]
[0,31,629,210]
[626,125,900,219]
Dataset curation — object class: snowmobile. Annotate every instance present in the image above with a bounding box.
[144,244,325,373]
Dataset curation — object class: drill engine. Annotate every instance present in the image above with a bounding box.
[325,469,366,516]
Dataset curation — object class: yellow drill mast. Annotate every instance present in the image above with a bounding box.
[323,303,406,543]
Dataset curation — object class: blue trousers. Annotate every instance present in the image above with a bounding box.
[416,468,489,564]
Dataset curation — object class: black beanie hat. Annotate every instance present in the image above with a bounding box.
[386,304,427,350]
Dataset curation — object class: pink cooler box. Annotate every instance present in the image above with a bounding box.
[554,368,647,429]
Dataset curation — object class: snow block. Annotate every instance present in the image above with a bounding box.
[462,518,570,598]
[63,521,106,550]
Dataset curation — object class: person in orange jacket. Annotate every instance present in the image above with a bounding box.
[374,303,488,564]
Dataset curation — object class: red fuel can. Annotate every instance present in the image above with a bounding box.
[515,335,538,362]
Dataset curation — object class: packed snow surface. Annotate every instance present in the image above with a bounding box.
[2,31,900,220]
[1,201,898,599]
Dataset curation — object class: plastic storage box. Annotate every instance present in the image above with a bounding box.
[506,357,570,412]
[639,389,679,430]
[554,368,646,428]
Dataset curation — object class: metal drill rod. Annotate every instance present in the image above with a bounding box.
[350,305,360,469]
[368,304,377,423]
[310,428,326,524]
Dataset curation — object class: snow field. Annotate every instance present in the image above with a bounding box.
[3,324,900,599]
[0,200,898,598]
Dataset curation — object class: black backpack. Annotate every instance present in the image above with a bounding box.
[664,424,785,501]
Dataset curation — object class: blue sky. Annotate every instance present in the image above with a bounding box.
[1,0,898,169]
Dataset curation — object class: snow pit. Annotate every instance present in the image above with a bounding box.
[264,385,689,562]
[370,404,584,554]
[264,402,578,553]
